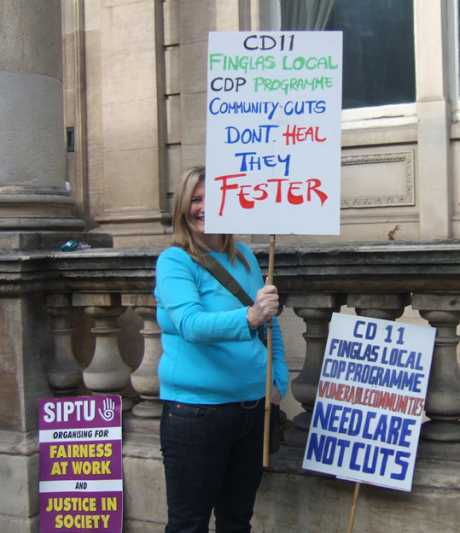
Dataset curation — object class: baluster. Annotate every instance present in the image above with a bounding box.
[348,294,407,321]
[412,294,460,441]
[122,294,162,433]
[286,293,341,446]
[47,294,82,395]
[72,294,131,406]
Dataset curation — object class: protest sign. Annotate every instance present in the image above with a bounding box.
[39,395,122,532]
[303,313,435,492]
[205,31,342,235]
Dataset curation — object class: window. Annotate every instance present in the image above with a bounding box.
[264,0,415,110]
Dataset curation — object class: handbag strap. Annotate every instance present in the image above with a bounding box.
[190,251,268,346]
[192,253,254,306]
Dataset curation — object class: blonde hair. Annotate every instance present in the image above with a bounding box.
[173,166,249,267]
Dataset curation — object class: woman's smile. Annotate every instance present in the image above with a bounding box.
[189,181,205,234]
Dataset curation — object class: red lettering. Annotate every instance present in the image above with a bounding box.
[213,173,329,215]
[267,178,289,202]
[238,185,255,209]
[306,178,328,205]
[304,126,326,142]
[253,182,268,201]
[214,173,245,216]
[287,181,303,205]
[282,124,327,145]
[318,380,328,397]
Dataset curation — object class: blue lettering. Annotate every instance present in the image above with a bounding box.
[379,447,395,475]
[391,451,410,480]
[362,412,377,440]
[305,432,325,461]
[322,436,336,465]
[312,401,330,430]
[362,444,378,474]
[336,439,351,466]
[327,405,342,432]
[353,320,366,338]
[399,419,416,447]
[328,338,340,355]
[350,442,364,471]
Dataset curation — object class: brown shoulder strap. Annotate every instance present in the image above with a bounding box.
[188,250,267,346]
[192,253,254,306]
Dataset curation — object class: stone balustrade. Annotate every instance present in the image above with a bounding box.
[5,242,460,446]
[2,240,460,532]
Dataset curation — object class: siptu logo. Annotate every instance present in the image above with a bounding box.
[98,397,116,422]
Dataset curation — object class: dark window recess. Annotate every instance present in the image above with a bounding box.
[66,127,75,153]
[279,0,416,109]
[325,0,415,109]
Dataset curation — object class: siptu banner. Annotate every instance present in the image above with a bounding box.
[39,395,123,532]
[303,313,435,492]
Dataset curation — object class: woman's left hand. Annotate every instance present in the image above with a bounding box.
[270,386,281,405]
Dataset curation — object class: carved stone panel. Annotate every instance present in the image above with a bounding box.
[341,148,416,209]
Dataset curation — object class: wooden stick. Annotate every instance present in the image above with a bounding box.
[263,234,276,468]
[346,483,361,533]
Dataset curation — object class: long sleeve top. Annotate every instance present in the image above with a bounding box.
[154,242,288,404]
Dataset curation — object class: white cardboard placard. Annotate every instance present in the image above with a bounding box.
[205,31,342,235]
[303,313,435,492]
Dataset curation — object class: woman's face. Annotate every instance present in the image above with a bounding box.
[188,180,205,235]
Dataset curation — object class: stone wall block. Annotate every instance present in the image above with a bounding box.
[180,92,207,145]
[164,0,179,46]
[179,41,207,94]
[178,0,216,44]
[165,46,179,95]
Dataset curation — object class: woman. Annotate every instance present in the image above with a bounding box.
[155,166,288,533]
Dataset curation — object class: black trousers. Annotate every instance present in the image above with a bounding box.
[160,399,264,533]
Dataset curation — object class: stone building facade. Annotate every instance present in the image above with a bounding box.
[62,0,460,247]
[0,1,460,532]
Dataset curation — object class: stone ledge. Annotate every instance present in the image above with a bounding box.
[119,436,460,532]
[4,240,460,295]
[268,440,460,491]
[0,231,112,251]
[0,430,38,456]
[124,518,165,533]
[121,433,460,493]
[0,515,38,533]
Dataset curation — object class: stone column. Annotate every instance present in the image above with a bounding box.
[122,294,163,433]
[47,294,82,395]
[412,294,460,441]
[0,0,83,230]
[72,293,131,405]
[286,293,341,446]
[415,1,451,238]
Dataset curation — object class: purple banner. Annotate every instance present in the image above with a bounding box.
[39,395,123,532]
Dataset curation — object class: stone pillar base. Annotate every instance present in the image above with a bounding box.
[0,191,85,231]
[0,431,39,533]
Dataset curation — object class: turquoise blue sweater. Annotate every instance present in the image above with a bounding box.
[154,242,288,404]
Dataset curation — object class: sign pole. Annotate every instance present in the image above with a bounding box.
[346,482,361,533]
[263,234,276,468]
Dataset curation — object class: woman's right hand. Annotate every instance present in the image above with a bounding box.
[247,285,279,329]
